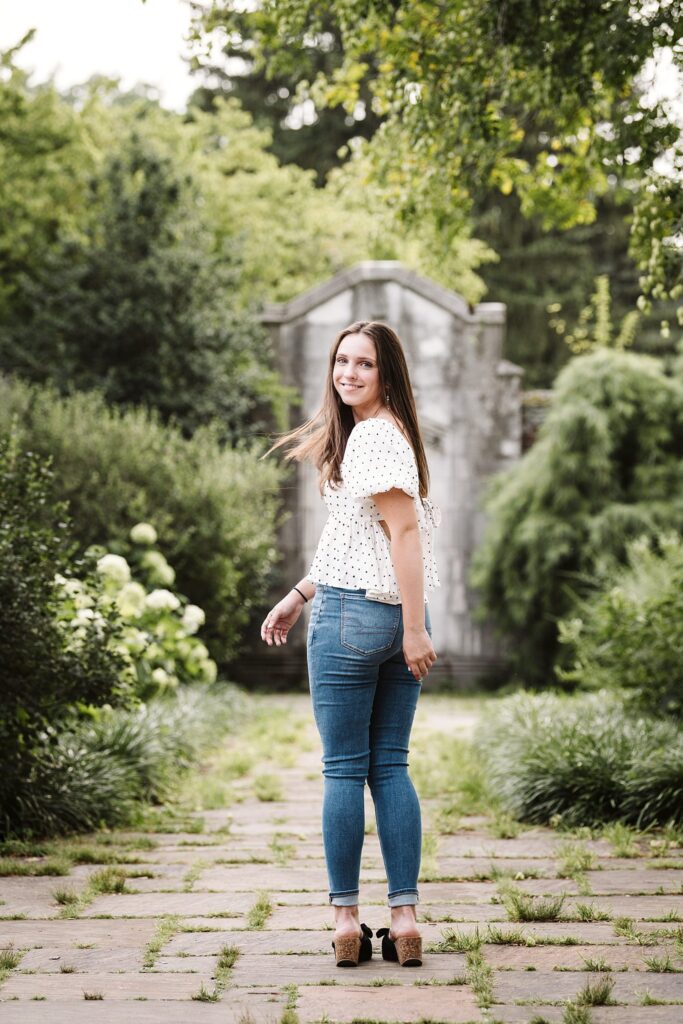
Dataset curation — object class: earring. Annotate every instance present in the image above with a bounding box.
[385,390,390,405]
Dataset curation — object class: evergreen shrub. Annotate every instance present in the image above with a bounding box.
[471,349,683,681]
[477,691,683,828]
[0,377,284,662]
[557,532,683,718]
[0,429,127,836]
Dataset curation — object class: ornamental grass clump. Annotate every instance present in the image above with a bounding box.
[477,691,683,828]
[5,683,247,837]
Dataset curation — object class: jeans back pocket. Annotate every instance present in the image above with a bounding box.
[340,593,401,655]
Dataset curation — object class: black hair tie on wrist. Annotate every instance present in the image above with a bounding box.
[293,586,308,603]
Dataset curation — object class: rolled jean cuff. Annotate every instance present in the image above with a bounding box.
[388,888,419,907]
[329,889,359,906]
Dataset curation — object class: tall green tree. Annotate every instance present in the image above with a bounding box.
[0,127,284,442]
[0,34,96,323]
[472,182,674,386]
[189,10,383,185]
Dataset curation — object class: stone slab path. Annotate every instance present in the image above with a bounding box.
[1,693,681,1024]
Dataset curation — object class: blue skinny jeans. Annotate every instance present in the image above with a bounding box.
[306,585,431,907]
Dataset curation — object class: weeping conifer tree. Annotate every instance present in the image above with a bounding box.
[471,348,683,683]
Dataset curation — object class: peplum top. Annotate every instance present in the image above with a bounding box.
[305,417,441,604]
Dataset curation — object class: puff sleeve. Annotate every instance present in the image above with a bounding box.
[342,418,419,500]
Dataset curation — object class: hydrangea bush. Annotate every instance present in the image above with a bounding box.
[55,523,217,700]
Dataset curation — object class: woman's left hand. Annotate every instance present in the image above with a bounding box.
[403,626,437,680]
[260,590,305,646]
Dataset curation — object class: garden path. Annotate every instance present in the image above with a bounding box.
[1,693,682,1023]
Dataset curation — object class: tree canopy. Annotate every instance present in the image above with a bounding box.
[192,1,682,333]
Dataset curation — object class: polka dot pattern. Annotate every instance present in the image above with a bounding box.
[306,417,441,604]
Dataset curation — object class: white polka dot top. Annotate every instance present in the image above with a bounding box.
[305,417,441,604]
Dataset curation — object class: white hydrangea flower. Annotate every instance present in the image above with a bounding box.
[116,581,147,616]
[145,588,181,612]
[181,604,206,635]
[151,667,171,686]
[73,592,95,610]
[62,578,84,598]
[123,628,150,654]
[140,550,175,586]
[54,573,68,587]
[154,564,175,586]
[200,659,218,684]
[96,554,131,585]
[90,610,106,636]
[188,641,209,662]
[130,522,158,545]
[74,607,95,623]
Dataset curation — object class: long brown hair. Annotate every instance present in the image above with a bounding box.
[264,321,431,498]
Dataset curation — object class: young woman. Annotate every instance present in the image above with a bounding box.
[261,320,440,967]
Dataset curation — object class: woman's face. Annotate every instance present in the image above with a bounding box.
[332,332,382,419]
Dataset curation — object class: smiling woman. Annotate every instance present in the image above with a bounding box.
[333,334,381,404]
[260,320,441,969]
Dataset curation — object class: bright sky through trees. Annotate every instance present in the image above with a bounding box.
[2,0,196,111]
[2,0,681,127]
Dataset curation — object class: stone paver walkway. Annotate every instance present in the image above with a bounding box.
[1,694,682,1023]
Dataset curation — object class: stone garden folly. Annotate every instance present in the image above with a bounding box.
[260,261,523,686]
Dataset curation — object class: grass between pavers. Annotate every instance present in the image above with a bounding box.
[143,913,182,968]
[191,943,241,1002]
[499,886,566,923]
[0,943,25,983]
[0,839,155,875]
[561,1007,594,1024]
[52,865,150,919]
[574,903,610,923]
[247,890,274,929]
[556,841,597,882]
[270,832,296,865]
[0,856,72,877]
[254,773,285,802]
[420,832,440,881]
[182,859,208,891]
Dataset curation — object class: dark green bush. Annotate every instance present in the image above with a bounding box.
[471,349,683,682]
[557,533,683,718]
[6,684,248,838]
[0,377,284,662]
[477,691,682,828]
[0,429,127,836]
